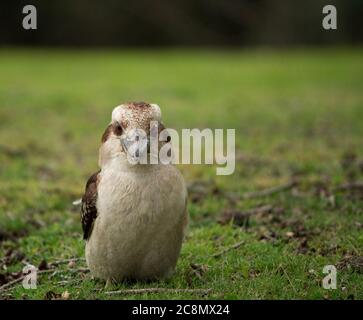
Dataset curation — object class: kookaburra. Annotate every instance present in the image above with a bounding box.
[81,102,188,281]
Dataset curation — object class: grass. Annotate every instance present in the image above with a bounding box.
[0,47,363,300]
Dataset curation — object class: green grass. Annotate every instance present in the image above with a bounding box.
[0,48,363,300]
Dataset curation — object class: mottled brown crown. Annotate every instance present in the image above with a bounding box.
[101,102,162,143]
[124,101,150,109]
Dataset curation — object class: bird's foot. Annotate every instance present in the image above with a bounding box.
[104,278,116,290]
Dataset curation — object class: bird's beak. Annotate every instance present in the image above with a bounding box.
[120,129,149,163]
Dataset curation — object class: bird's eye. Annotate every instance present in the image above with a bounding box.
[114,122,123,136]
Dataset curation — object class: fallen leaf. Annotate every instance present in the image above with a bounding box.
[61,291,70,300]
[68,260,76,268]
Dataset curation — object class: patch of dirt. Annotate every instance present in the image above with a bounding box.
[317,243,340,256]
[38,259,49,271]
[0,270,23,288]
[0,249,25,266]
[280,218,319,254]
[280,219,315,238]
[0,229,29,243]
[44,291,62,300]
[337,255,363,273]
[221,203,319,255]
[257,227,278,243]
[335,181,363,200]
[0,273,7,286]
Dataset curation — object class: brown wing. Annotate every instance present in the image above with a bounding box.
[81,170,100,240]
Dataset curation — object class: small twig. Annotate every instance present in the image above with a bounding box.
[241,181,298,199]
[104,288,212,295]
[0,269,54,292]
[334,182,363,192]
[49,257,86,267]
[222,191,241,204]
[56,278,83,286]
[68,267,89,273]
[218,205,273,225]
[224,181,297,202]
[212,240,245,258]
[0,267,89,293]
[241,205,273,216]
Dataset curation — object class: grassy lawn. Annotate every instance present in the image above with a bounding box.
[0,48,363,300]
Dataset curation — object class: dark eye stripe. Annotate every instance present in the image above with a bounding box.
[113,122,123,136]
[101,124,113,143]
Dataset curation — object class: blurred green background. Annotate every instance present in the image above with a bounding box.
[0,1,363,300]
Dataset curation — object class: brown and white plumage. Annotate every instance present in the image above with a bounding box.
[81,170,100,240]
[81,102,188,281]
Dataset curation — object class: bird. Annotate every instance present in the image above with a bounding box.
[80,102,188,282]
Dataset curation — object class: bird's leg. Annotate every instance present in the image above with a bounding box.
[104,278,116,289]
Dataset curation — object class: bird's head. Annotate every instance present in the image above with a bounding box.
[99,102,167,166]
